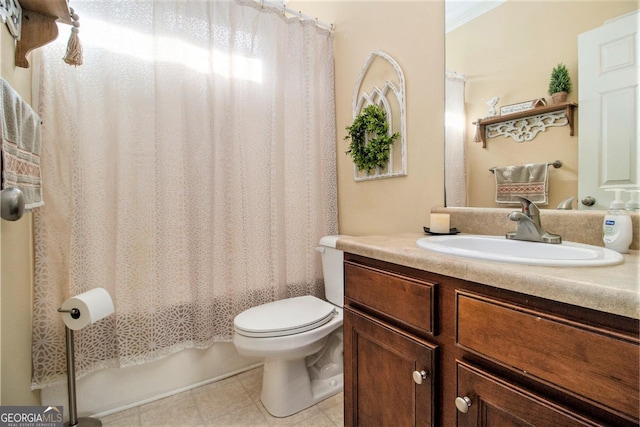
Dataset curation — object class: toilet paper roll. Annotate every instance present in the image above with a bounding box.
[60,288,115,330]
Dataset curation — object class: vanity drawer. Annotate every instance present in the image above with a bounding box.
[344,261,435,335]
[456,291,640,421]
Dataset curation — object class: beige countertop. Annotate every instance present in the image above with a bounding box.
[337,233,640,320]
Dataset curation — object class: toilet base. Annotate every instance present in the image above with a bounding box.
[260,357,343,417]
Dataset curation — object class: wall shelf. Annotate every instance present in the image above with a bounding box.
[473,102,577,148]
[15,0,71,68]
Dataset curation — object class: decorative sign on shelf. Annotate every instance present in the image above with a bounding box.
[500,98,547,116]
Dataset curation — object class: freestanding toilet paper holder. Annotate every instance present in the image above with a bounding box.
[57,307,102,427]
[58,287,115,427]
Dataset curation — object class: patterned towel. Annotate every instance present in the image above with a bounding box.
[495,163,548,205]
[0,78,43,209]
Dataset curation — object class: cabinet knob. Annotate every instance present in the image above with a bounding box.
[412,370,428,384]
[455,396,472,413]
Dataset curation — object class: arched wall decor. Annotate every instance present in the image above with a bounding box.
[351,50,407,181]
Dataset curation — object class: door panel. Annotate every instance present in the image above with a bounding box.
[578,11,639,209]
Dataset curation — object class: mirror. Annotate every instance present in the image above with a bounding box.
[445,0,639,210]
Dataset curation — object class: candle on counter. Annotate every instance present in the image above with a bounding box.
[430,213,450,234]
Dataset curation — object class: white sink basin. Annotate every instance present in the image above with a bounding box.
[416,235,624,267]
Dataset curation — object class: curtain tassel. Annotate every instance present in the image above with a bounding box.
[472,121,482,143]
[63,8,83,66]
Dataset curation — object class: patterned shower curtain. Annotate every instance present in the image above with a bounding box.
[31,0,337,389]
[445,73,467,207]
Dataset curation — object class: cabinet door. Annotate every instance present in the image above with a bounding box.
[344,307,437,427]
[456,361,601,427]
[456,291,639,420]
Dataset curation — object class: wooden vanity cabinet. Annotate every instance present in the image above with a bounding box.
[343,253,640,427]
[343,259,438,426]
[344,308,436,426]
[456,361,602,427]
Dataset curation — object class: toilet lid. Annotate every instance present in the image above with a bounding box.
[234,295,337,337]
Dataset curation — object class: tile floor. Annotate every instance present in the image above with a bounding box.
[99,367,344,427]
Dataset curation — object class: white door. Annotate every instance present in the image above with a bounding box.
[578,11,639,210]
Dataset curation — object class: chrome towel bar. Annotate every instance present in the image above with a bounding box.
[490,160,562,174]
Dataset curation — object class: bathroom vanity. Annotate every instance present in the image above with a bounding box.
[339,234,639,427]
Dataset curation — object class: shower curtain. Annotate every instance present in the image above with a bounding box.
[445,74,467,207]
[31,0,337,389]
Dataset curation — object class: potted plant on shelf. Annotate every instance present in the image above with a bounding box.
[548,63,572,104]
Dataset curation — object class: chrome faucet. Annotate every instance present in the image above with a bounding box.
[506,196,562,244]
[556,196,575,210]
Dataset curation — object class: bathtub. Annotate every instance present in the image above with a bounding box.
[40,342,260,418]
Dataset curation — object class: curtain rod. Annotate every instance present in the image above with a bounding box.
[254,0,334,31]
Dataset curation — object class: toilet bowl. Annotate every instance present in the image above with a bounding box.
[232,236,345,417]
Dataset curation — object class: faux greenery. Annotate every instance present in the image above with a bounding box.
[548,63,572,95]
[344,104,399,172]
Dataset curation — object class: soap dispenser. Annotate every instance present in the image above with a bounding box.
[603,189,632,253]
[626,190,640,211]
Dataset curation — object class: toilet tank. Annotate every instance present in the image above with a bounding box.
[317,235,346,307]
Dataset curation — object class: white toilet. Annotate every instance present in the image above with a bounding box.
[233,235,345,417]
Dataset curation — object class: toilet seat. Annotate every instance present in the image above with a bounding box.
[234,295,337,338]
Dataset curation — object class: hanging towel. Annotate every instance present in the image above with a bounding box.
[0,78,43,209]
[495,162,548,205]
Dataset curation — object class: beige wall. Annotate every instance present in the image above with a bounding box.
[0,0,446,403]
[292,1,445,236]
[0,24,40,405]
[447,0,638,209]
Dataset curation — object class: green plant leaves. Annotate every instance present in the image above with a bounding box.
[548,63,572,95]
[344,104,400,172]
